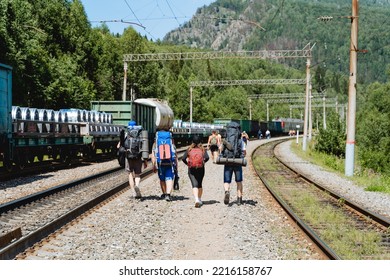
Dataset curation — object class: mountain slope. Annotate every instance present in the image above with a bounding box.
[164,0,390,83]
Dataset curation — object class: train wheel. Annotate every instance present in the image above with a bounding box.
[3,158,13,172]
[37,153,44,162]
[60,150,71,165]
[16,153,28,170]
[28,155,35,163]
[52,150,59,160]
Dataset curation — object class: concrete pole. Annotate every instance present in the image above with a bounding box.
[323,95,327,129]
[345,0,359,177]
[302,58,311,151]
[249,98,252,120]
[190,86,193,133]
[308,83,312,140]
[266,101,269,121]
[122,62,128,101]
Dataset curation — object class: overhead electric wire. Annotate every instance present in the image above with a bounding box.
[164,0,181,26]
[123,0,144,28]
[266,0,285,30]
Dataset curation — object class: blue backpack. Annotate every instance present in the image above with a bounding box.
[155,131,176,166]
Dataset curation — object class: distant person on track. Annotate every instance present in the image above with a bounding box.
[265,129,271,139]
[182,135,209,208]
[120,120,148,199]
[242,131,249,148]
[207,130,220,163]
[257,129,263,139]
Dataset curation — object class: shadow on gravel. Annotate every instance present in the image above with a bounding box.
[138,195,190,201]
[202,200,220,205]
[171,195,190,201]
[227,199,258,207]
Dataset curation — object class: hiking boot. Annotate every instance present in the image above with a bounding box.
[237,197,243,205]
[165,194,172,202]
[134,186,142,199]
[224,191,230,205]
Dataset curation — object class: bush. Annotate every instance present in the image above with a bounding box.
[314,111,346,158]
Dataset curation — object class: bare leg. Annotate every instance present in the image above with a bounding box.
[237,181,243,198]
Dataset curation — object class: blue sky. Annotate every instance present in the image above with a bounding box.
[80,0,215,40]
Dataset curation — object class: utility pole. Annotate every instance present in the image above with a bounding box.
[189,86,193,133]
[249,98,252,120]
[302,57,311,151]
[345,0,359,177]
[122,62,128,101]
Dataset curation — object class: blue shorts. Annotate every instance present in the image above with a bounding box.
[158,164,175,181]
[223,165,243,183]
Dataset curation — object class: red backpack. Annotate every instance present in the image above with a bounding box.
[187,148,204,168]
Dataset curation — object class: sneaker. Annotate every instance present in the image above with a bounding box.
[224,191,230,205]
[165,194,172,202]
[195,201,201,208]
[134,186,142,199]
[160,193,166,199]
[237,197,243,205]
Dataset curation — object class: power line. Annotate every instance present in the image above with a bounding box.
[164,0,181,26]
[123,0,144,28]
[91,19,145,29]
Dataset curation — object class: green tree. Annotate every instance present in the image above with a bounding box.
[315,110,346,157]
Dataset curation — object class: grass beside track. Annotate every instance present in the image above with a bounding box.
[290,139,390,195]
[253,141,390,259]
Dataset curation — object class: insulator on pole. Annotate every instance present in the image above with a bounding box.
[317,16,333,21]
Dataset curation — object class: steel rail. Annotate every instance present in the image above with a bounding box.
[251,139,341,260]
[0,151,186,260]
[274,140,390,229]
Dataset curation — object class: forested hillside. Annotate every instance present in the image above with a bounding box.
[164,0,390,84]
[1,0,389,175]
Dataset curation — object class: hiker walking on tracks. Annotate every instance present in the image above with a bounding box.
[217,121,247,206]
[120,120,148,199]
[182,135,209,208]
[151,129,178,201]
[207,130,220,163]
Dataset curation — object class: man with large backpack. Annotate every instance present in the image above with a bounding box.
[217,121,247,206]
[121,120,148,199]
[151,129,178,201]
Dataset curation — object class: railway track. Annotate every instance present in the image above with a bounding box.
[252,139,390,260]
[0,153,117,182]
[0,149,186,260]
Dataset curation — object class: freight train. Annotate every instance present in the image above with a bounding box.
[0,64,174,172]
[260,118,304,137]
[1,63,303,172]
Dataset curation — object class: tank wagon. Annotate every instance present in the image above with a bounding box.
[1,63,125,171]
[91,98,174,150]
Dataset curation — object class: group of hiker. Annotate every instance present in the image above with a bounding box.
[118,120,248,208]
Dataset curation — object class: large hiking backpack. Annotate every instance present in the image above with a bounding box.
[155,130,176,165]
[210,135,218,146]
[124,126,143,159]
[187,147,204,168]
[221,122,242,159]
